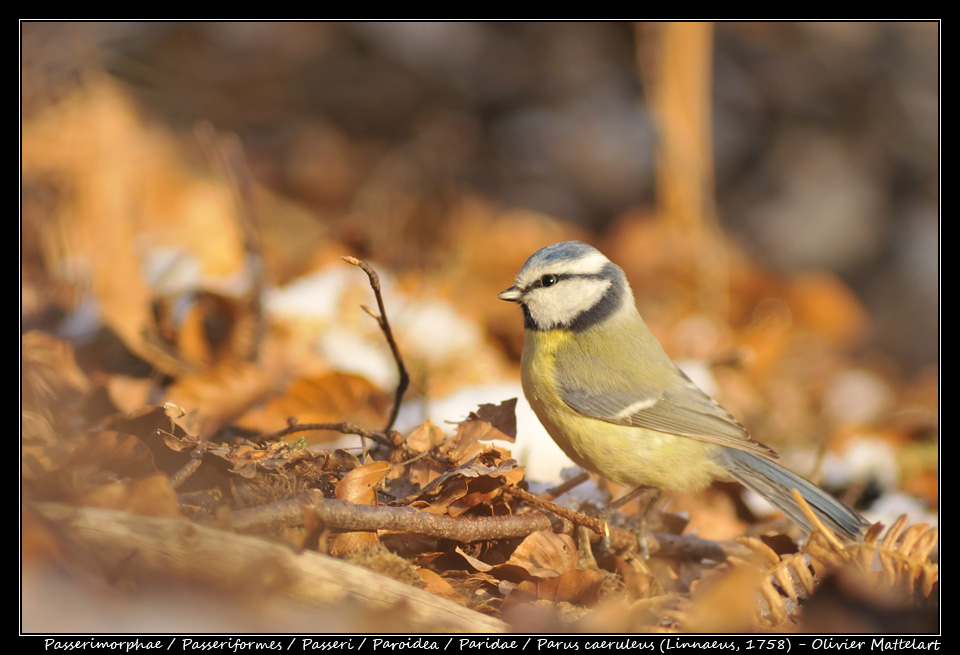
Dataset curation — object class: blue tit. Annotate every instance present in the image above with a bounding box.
[498,240,869,540]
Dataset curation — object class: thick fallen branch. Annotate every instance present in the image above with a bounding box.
[35,502,506,633]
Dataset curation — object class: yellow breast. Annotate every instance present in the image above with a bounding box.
[520,329,726,492]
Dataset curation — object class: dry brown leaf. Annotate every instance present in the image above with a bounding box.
[326,461,393,557]
[417,568,467,605]
[102,405,191,441]
[612,554,664,600]
[27,430,160,503]
[409,477,471,515]
[95,406,197,479]
[454,546,495,573]
[458,399,518,442]
[147,291,257,369]
[326,461,392,556]
[683,564,767,633]
[335,461,392,506]
[164,361,274,436]
[410,454,524,517]
[510,569,607,607]
[453,420,515,454]
[404,419,449,454]
[237,371,390,441]
[506,531,579,578]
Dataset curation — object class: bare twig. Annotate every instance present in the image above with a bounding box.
[507,484,607,536]
[341,256,409,432]
[543,470,591,499]
[231,490,554,542]
[640,531,750,561]
[169,456,203,489]
[260,419,401,448]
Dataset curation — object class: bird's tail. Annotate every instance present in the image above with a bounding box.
[717,449,870,541]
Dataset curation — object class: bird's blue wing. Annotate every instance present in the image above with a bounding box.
[554,348,777,458]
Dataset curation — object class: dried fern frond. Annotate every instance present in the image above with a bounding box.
[850,514,939,598]
[732,537,817,628]
[692,490,937,632]
[790,492,937,601]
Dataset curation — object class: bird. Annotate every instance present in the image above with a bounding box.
[498,240,869,541]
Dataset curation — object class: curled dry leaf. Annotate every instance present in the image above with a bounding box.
[509,569,608,607]
[417,568,467,606]
[457,398,518,442]
[404,419,449,454]
[335,461,392,506]
[465,531,583,590]
[454,545,495,573]
[446,530,592,611]
[506,530,579,578]
[329,460,393,557]
[400,420,449,492]
[405,454,524,517]
[147,290,255,370]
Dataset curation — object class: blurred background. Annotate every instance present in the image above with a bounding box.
[22,21,938,372]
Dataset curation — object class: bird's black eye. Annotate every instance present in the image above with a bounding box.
[540,274,557,287]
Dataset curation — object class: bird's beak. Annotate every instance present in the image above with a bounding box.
[498,285,522,302]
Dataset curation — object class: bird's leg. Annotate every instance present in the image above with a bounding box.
[610,485,660,513]
[609,485,662,558]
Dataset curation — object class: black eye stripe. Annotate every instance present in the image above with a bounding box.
[518,262,625,332]
[532,271,607,290]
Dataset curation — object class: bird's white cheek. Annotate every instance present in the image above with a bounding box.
[525,278,611,328]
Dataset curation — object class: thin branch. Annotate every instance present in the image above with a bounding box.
[169,456,203,489]
[341,256,409,432]
[231,490,554,542]
[543,470,591,499]
[260,419,401,448]
[507,484,606,536]
[506,484,744,561]
[641,532,750,562]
